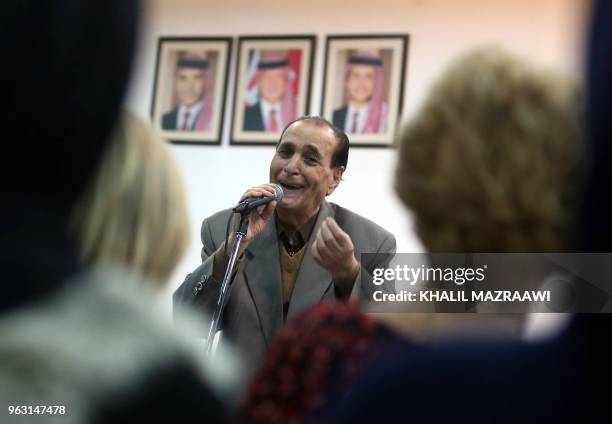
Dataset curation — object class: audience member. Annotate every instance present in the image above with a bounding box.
[384,45,583,337]
[331,6,612,422]
[0,2,230,422]
[72,112,189,287]
[236,301,400,423]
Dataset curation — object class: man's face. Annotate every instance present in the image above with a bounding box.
[258,68,287,103]
[346,64,376,106]
[175,67,206,107]
[270,121,341,219]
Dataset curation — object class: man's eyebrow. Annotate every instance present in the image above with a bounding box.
[302,144,322,158]
[277,141,295,150]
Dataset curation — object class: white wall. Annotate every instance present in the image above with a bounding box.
[125,0,589,314]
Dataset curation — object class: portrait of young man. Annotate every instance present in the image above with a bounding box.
[162,52,212,132]
[332,50,388,135]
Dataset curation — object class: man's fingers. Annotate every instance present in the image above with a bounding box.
[320,220,342,251]
[240,190,262,201]
[258,183,277,197]
[315,228,330,251]
[252,200,276,222]
[313,237,329,259]
[240,184,277,201]
[327,217,352,249]
[312,239,332,267]
[315,230,337,262]
[260,200,276,220]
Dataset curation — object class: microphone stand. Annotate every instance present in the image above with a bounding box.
[204,210,249,357]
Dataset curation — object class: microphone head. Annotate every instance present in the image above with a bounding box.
[273,183,284,201]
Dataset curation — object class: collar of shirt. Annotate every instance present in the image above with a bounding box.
[260,99,282,131]
[275,210,319,254]
[177,101,204,130]
[346,102,370,134]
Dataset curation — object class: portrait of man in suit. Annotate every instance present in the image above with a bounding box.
[162,52,212,132]
[174,116,396,375]
[332,50,388,135]
[243,51,297,132]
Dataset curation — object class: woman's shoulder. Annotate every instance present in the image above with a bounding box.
[0,266,238,422]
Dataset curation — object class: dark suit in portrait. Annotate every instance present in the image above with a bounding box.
[332,106,348,131]
[162,107,201,131]
[161,108,179,130]
[243,102,265,131]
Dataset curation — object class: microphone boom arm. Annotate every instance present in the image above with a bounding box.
[204,210,249,357]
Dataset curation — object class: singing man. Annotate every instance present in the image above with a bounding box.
[174,116,396,375]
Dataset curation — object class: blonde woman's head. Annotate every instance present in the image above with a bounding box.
[72,112,190,287]
[395,46,584,253]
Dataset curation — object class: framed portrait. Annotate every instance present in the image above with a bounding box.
[151,37,232,145]
[321,34,409,147]
[230,35,316,145]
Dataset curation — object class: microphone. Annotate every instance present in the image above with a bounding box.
[232,184,284,214]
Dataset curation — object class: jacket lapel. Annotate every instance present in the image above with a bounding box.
[286,201,335,320]
[242,217,283,344]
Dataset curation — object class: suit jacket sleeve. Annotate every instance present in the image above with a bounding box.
[350,233,397,301]
[172,217,224,325]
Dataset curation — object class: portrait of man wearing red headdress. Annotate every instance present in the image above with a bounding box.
[332,50,388,135]
[243,50,299,132]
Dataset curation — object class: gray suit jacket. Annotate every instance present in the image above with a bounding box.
[173,200,396,375]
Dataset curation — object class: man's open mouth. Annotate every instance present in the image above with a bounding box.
[279,181,304,190]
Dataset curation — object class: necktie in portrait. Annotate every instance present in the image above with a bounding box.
[350,110,359,133]
[269,108,278,132]
[182,110,190,131]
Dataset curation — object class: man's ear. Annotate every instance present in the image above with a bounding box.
[327,166,345,196]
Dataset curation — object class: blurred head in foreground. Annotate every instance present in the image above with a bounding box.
[395,46,583,253]
[72,113,190,287]
[1,0,140,311]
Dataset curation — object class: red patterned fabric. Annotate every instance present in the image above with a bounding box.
[236,301,399,423]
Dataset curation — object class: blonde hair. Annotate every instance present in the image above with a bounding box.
[395,46,584,252]
[72,112,190,286]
